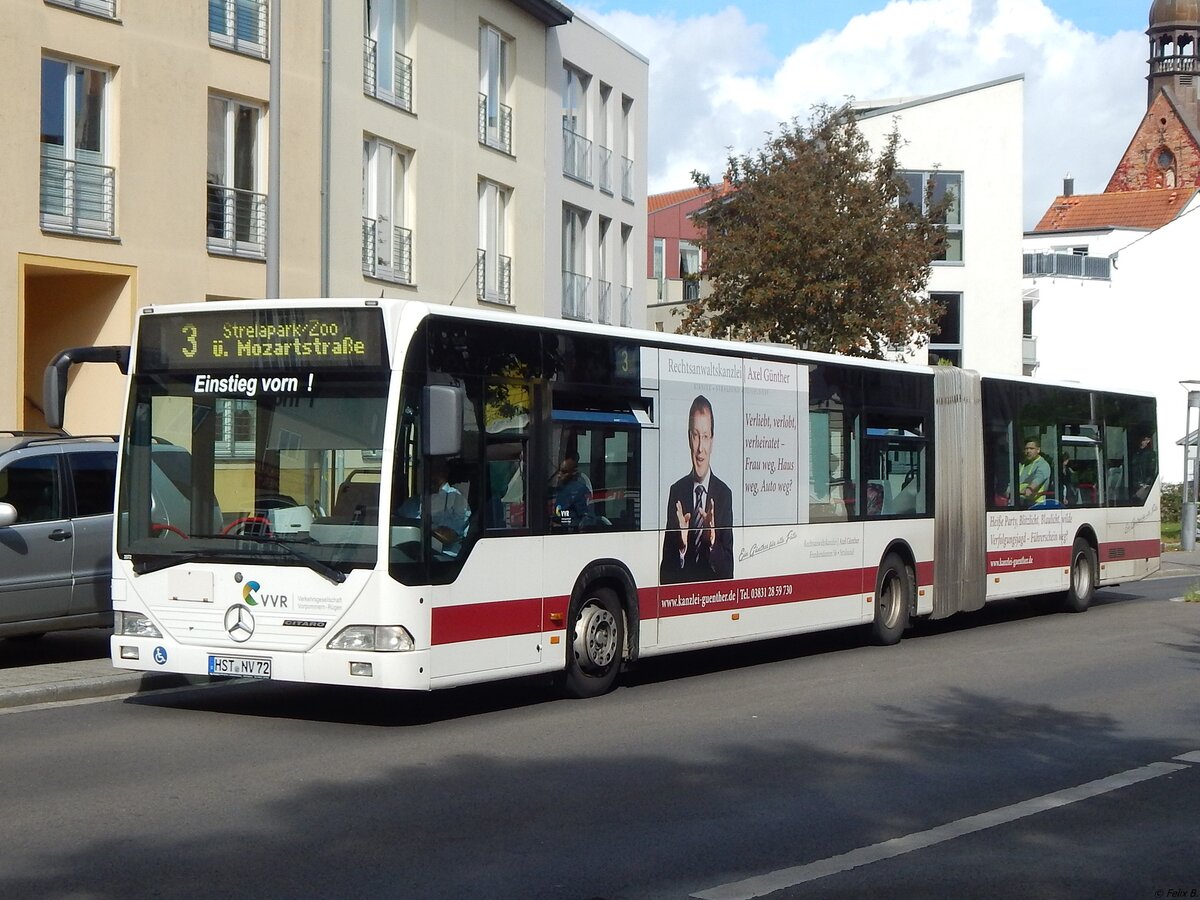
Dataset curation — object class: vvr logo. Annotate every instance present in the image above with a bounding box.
[242,580,289,609]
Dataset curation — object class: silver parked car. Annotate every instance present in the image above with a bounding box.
[0,432,119,639]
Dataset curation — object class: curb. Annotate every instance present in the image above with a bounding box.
[0,671,208,710]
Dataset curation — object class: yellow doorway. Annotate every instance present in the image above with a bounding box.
[18,254,136,434]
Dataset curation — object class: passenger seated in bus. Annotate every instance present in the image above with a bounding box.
[551,452,594,530]
[865,481,885,516]
[1059,453,1081,506]
[1018,438,1051,507]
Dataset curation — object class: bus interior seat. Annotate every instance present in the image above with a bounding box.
[332,481,379,524]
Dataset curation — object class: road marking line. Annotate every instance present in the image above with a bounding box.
[1174,750,1200,763]
[692,759,1193,900]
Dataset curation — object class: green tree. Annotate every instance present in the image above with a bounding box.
[681,102,951,358]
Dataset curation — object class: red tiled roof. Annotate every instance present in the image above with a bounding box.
[1033,187,1198,232]
[648,186,710,213]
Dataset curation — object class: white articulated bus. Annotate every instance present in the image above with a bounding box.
[67,299,1159,697]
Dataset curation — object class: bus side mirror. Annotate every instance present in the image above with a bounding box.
[422,384,463,456]
[43,345,131,430]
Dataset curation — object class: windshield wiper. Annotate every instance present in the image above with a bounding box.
[191,533,347,584]
[129,547,239,576]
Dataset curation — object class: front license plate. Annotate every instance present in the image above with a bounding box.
[208,655,271,679]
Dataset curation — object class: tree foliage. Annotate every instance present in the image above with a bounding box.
[681,103,951,358]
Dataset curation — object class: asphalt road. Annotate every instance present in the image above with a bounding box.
[1,577,1198,900]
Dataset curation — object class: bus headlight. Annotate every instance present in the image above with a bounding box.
[327,625,414,652]
[114,611,162,638]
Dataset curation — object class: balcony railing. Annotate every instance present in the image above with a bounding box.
[40,151,115,238]
[209,0,267,57]
[562,127,592,184]
[362,217,413,284]
[621,156,634,202]
[207,184,266,257]
[478,93,513,155]
[620,284,632,327]
[562,270,591,320]
[1150,55,1198,76]
[362,37,413,112]
[597,279,612,324]
[477,249,512,305]
[1022,252,1111,280]
[597,146,613,194]
[47,0,116,17]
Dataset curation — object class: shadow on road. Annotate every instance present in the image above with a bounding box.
[0,628,110,670]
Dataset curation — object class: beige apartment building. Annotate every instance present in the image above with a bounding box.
[1,0,648,434]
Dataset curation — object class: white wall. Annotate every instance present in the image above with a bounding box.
[1026,201,1200,480]
[858,77,1025,374]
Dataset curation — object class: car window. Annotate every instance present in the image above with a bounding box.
[68,450,117,517]
[0,455,62,524]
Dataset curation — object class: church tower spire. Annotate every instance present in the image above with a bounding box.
[1148,0,1200,133]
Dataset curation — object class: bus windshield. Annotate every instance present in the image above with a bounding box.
[117,305,392,576]
[118,373,389,575]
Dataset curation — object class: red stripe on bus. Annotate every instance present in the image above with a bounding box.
[986,547,1071,573]
[1099,538,1161,562]
[432,562,935,645]
[431,598,542,645]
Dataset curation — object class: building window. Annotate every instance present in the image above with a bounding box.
[40,57,114,237]
[479,24,512,154]
[901,170,962,263]
[478,180,511,305]
[46,0,117,18]
[209,0,268,58]
[679,240,700,301]
[207,95,265,258]
[620,223,633,327]
[620,95,634,202]
[562,64,591,183]
[597,83,613,194]
[362,137,412,284]
[597,217,613,324]
[216,399,255,459]
[927,292,962,366]
[562,205,590,320]
[652,237,665,301]
[363,0,412,112]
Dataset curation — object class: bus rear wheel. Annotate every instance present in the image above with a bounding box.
[561,586,624,699]
[1060,537,1096,613]
[871,553,912,646]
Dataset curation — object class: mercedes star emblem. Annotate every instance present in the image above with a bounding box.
[224,604,255,643]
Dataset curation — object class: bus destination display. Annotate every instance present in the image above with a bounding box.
[138,308,388,372]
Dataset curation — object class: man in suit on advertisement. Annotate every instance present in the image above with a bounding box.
[661,394,735,584]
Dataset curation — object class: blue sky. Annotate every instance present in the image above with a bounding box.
[584,1,1138,58]
[575,0,1153,227]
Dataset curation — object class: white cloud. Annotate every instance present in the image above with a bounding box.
[578,0,1147,228]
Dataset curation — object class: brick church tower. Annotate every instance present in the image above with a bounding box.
[1035,1,1200,230]
[1108,0,1200,191]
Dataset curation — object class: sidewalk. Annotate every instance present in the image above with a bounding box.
[0,629,201,711]
[3,550,1200,711]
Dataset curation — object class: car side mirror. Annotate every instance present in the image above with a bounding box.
[0,502,16,527]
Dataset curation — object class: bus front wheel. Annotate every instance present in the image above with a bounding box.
[561,586,625,699]
[872,553,912,646]
[1060,537,1096,613]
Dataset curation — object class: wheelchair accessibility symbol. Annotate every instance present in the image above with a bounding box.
[153,646,168,665]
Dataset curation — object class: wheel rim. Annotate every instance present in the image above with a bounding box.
[574,601,618,672]
[1072,551,1092,597]
[878,571,903,629]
